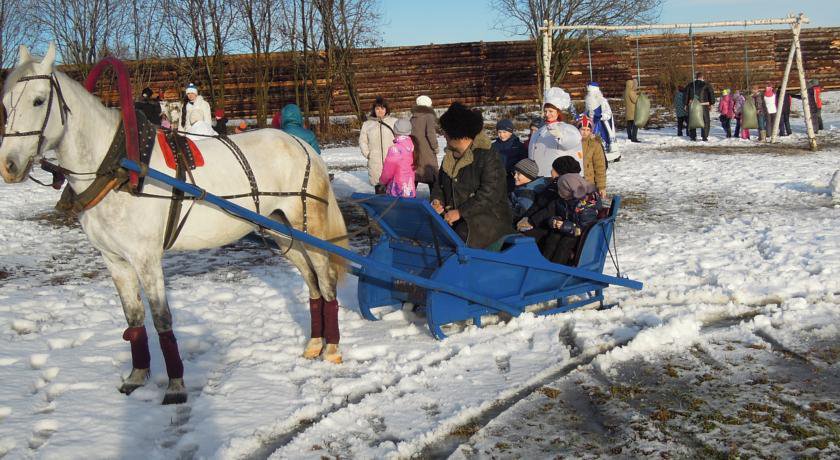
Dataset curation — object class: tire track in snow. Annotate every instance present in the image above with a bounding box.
[245,314,535,459]
[420,309,766,458]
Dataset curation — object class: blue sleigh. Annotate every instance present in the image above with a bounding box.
[121,160,641,340]
[352,193,642,339]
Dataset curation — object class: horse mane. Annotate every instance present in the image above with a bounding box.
[2,61,37,95]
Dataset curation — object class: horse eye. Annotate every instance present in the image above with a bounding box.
[33,98,44,107]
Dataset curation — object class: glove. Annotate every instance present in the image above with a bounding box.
[516,217,533,232]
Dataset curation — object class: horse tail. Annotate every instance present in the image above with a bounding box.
[325,189,349,284]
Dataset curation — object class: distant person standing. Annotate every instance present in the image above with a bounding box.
[685,72,715,141]
[718,89,735,138]
[578,115,607,198]
[623,79,640,142]
[359,96,397,194]
[732,90,746,138]
[584,82,614,151]
[763,86,778,139]
[281,103,321,154]
[181,83,212,131]
[135,87,162,125]
[528,87,583,177]
[792,79,823,133]
[775,86,792,136]
[379,119,417,198]
[213,108,228,136]
[410,95,440,188]
[674,87,687,137]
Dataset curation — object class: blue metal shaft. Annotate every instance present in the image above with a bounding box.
[120,159,522,316]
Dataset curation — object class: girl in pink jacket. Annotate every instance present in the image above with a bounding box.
[379,118,417,198]
[718,89,735,138]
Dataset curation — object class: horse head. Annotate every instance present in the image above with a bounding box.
[0,43,66,183]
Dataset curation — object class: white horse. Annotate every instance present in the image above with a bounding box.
[0,44,348,404]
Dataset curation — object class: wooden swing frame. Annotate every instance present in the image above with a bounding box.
[540,13,818,150]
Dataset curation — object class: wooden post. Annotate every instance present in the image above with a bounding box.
[771,32,797,142]
[792,15,818,150]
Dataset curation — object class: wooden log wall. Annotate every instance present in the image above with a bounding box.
[34,27,840,119]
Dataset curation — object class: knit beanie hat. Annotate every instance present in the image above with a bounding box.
[552,155,581,176]
[185,83,198,95]
[416,95,433,107]
[394,118,412,136]
[514,158,539,180]
[496,119,515,133]
[214,108,224,119]
[722,89,730,96]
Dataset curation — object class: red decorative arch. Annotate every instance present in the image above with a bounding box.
[84,58,141,190]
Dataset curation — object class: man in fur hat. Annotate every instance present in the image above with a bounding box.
[430,102,513,249]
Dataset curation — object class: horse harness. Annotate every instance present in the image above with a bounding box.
[1,73,71,155]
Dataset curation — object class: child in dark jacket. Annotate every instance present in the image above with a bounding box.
[509,158,548,224]
[519,156,601,265]
[492,119,527,193]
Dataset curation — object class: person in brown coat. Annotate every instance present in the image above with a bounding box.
[624,79,640,142]
[411,95,440,187]
[578,115,607,197]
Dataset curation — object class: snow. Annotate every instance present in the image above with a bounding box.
[0,94,838,459]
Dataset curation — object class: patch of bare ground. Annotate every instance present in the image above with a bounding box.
[656,137,840,156]
[458,330,840,459]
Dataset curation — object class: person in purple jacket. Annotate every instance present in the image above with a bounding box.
[379,119,418,198]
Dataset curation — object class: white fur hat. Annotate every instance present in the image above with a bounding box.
[416,95,432,107]
[543,87,570,110]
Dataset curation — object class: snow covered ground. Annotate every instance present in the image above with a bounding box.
[1,95,839,459]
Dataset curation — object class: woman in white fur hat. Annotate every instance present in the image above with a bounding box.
[527,87,583,177]
[181,83,212,131]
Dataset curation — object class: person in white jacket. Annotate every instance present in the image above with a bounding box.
[528,87,583,177]
[181,83,212,132]
[584,82,614,152]
[358,96,397,193]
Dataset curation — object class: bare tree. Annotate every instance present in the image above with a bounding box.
[492,0,662,96]
[158,0,237,108]
[30,0,127,74]
[315,0,381,122]
[0,0,39,69]
[279,0,324,130]
[235,0,284,126]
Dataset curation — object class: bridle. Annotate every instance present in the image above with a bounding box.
[1,73,72,156]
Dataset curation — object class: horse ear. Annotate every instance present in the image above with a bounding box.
[18,45,32,66]
[40,42,57,71]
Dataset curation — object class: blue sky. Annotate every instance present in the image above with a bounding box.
[380,0,838,46]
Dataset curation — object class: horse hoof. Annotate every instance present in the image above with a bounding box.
[119,368,149,395]
[119,383,142,395]
[162,378,187,405]
[162,392,188,405]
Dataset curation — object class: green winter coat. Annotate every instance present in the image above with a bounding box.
[431,132,513,249]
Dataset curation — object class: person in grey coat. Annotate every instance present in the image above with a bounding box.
[411,95,440,187]
[359,96,397,193]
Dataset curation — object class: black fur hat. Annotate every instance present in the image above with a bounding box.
[551,156,581,176]
[439,102,484,140]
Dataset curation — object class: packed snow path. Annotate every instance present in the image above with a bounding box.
[1,99,839,459]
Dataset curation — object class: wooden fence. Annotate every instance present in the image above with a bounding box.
[32,27,840,119]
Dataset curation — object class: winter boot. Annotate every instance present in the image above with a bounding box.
[302,338,323,359]
[323,344,342,364]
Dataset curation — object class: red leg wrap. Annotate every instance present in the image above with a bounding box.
[158,331,184,379]
[323,299,340,345]
[122,326,151,369]
[309,298,324,338]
